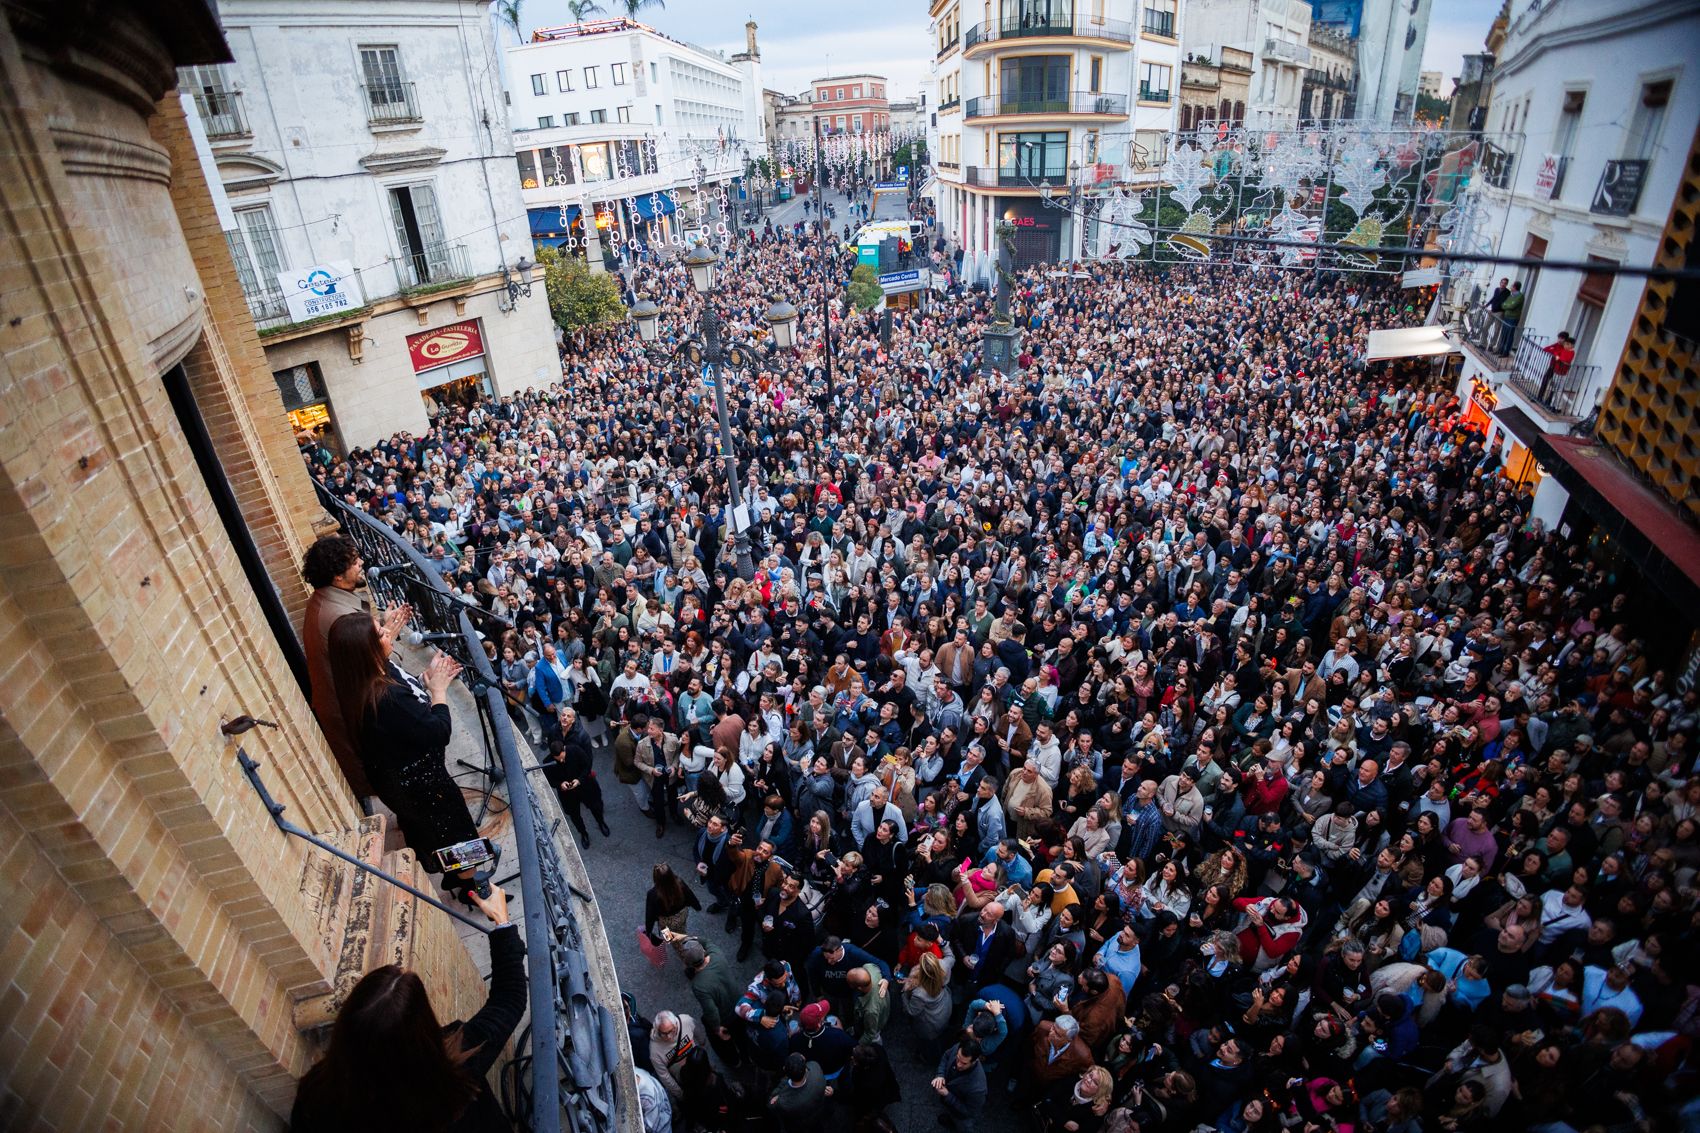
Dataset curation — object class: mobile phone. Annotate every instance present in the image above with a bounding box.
[435,836,499,874]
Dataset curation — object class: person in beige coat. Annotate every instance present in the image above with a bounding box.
[1003,762,1055,840]
[1157,770,1206,839]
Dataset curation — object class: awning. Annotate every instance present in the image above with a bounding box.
[1535,433,1700,602]
[528,206,580,237]
[631,194,677,221]
[1364,325,1459,362]
[531,236,573,249]
[1491,405,1544,448]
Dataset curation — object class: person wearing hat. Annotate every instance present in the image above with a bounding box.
[788,1000,855,1079]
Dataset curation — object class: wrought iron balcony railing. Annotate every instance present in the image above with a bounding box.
[363,80,422,125]
[965,90,1129,118]
[394,242,473,294]
[964,14,1133,48]
[192,87,250,140]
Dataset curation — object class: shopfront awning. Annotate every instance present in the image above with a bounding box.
[631,194,677,221]
[1364,326,1459,362]
[528,205,580,238]
[1535,432,1700,606]
[1491,405,1544,448]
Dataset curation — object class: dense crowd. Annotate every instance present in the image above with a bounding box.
[306,213,1700,1133]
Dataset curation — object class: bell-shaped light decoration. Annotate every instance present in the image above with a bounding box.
[765,299,800,349]
[1166,208,1214,261]
[684,241,718,294]
[1336,215,1384,268]
[630,297,660,343]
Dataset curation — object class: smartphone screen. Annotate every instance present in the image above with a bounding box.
[434,837,497,873]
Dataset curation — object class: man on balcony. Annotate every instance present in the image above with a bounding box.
[1540,332,1576,401]
[1495,281,1524,355]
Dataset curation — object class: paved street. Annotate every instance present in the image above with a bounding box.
[565,716,1023,1133]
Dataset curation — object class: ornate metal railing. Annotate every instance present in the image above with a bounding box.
[311,479,624,1133]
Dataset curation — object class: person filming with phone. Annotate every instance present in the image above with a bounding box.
[328,612,482,890]
[291,884,524,1131]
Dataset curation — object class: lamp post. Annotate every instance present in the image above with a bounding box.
[629,242,796,582]
[813,116,836,417]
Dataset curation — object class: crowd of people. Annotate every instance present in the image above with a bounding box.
[303,210,1700,1133]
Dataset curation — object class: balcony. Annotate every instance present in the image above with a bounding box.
[1509,331,1600,418]
[363,80,422,126]
[939,95,961,112]
[393,242,473,295]
[1141,9,1175,37]
[243,282,291,329]
[1481,142,1516,190]
[964,14,1133,51]
[965,90,1128,119]
[1263,37,1313,66]
[966,164,1066,188]
[1138,84,1172,103]
[191,87,249,140]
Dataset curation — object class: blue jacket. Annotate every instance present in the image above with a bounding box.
[531,660,565,710]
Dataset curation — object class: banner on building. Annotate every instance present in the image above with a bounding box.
[277,261,364,323]
[407,319,486,373]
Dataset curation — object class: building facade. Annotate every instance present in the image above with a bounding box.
[927,0,1183,267]
[0,0,488,1125]
[1448,0,1700,530]
[181,0,560,450]
[1300,21,1357,124]
[508,19,766,258]
[1184,0,1314,129]
[810,73,891,135]
[1309,0,1432,123]
[1180,46,1252,132]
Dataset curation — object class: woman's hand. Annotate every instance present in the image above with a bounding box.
[469,885,510,925]
[423,651,463,700]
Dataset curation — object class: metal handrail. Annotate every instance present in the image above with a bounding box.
[965,90,1129,118]
[310,479,623,1133]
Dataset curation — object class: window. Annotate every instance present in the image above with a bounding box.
[853,85,862,98]
[1140,62,1172,102]
[229,205,285,316]
[612,63,627,86]
[578,142,612,181]
[1000,56,1070,112]
[854,114,863,132]
[530,73,546,96]
[836,115,846,129]
[585,66,599,88]
[359,45,417,123]
[557,69,574,92]
[1548,89,1584,198]
[1132,129,1169,170]
[837,87,845,99]
[616,105,631,123]
[565,112,581,126]
[537,115,554,129]
[650,62,658,83]
[1142,0,1175,37]
[538,145,575,186]
[997,130,1067,181]
[517,150,539,189]
[1624,79,1671,161]
[590,108,606,123]
[388,183,450,283]
[1088,56,1103,93]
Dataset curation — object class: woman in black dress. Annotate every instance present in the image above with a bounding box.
[329,613,480,881]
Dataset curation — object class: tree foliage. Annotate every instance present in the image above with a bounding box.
[847,263,884,311]
[537,246,626,333]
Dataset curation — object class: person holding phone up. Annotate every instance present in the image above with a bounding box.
[328,612,482,884]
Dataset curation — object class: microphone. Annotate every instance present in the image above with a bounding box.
[407,631,462,647]
[366,562,414,579]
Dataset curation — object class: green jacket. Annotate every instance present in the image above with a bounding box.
[1500,291,1524,320]
[852,963,891,1041]
[687,954,743,1032]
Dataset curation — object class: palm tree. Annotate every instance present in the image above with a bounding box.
[494,0,523,40]
[618,0,664,16]
[567,0,606,19]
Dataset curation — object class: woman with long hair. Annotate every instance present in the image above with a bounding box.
[291,886,522,1131]
[328,613,480,879]
[901,950,955,1047]
[644,862,702,953]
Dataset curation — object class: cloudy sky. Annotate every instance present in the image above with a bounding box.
[512,0,1500,100]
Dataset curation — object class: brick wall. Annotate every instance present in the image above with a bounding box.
[0,7,483,1128]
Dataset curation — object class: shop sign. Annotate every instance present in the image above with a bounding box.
[407,319,485,373]
[277,261,364,323]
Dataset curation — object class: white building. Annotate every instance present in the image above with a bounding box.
[182,0,559,449]
[1184,0,1314,129]
[927,0,1183,267]
[1447,0,1700,527]
[505,18,765,255]
[1309,0,1432,123]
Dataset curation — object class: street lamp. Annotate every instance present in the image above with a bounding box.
[627,242,795,581]
[499,254,534,312]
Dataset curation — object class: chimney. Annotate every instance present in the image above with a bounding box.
[745,20,759,59]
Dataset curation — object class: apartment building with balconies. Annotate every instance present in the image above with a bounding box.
[927,0,1182,267]
[1183,0,1313,129]
[180,0,559,448]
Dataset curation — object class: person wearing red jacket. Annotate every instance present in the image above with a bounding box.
[1232,895,1308,970]
[1241,758,1291,815]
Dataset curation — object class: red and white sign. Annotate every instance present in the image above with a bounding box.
[407,319,485,373]
[1532,153,1560,200]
